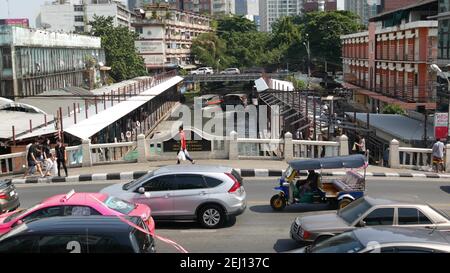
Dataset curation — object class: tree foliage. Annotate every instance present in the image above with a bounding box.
[191,11,362,72]
[381,104,406,115]
[89,16,147,82]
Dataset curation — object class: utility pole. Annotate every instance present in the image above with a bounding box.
[83,0,89,33]
[6,0,10,18]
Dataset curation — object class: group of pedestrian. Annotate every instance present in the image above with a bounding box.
[23,137,68,178]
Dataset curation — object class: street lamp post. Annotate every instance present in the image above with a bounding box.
[303,34,311,89]
[430,64,450,142]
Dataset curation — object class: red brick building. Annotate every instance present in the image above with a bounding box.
[341,0,438,111]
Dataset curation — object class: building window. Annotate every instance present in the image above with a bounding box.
[74,26,84,33]
[1,48,12,69]
[74,16,84,22]
[439,19,450,59]
[74,5,83,12]
[135,27,143,34]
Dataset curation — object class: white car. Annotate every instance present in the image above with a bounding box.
[220,68,240,75]
[190,67,214,75]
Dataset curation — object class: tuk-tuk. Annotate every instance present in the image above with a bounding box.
[270,155,367,211]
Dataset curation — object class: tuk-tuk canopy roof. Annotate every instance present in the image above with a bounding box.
[288,155,366,170]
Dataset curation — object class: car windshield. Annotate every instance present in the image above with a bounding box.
[338,198,372,224]
[103,196,136,214]
[284,166,294,179]
[122,172,154,190]
[310,231,364,253]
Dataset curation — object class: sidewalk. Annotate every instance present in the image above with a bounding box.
[6,159,450,184]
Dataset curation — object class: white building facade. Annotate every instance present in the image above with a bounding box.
[259,0,303,32]
[36,0,134,33]
[133,5,212,72]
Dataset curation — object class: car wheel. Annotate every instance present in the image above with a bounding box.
[270,194,286,211]
[198,205,225,229]
[338,198,353,209]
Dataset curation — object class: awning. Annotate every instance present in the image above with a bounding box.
[343,82,436,110]
[64,76,183,140]
[255,77,269,92]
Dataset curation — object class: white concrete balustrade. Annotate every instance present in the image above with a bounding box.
[1,132,354,174]
[389,139,450,171]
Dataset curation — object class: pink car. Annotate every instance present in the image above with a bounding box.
[0,190,155,235]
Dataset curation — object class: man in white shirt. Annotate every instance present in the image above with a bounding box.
[432,139,445,173]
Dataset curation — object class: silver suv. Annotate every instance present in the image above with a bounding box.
[100,165,247,228]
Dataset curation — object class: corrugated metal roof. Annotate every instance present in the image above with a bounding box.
[64,76,183,140]
[16,76,183,141]
[350,113,434,141]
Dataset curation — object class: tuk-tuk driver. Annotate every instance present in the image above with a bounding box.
[296,170,319,195]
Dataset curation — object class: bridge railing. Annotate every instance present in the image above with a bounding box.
[292,139,340,158]
[388,139,450,171]
[90,142,136,165]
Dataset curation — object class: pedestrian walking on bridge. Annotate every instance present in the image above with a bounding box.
[432,139,445,173]
[177,125,195,164]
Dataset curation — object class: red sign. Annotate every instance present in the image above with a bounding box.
[0,18,29,27]
[434,113,448,139]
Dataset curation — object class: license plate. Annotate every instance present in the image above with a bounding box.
[9,191,15,197]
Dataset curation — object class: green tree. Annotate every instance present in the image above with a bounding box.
[89,16,147,82]
[217,15,257,37]
[293,11,363,67]
[381,104,406,115]
[191,32,230,70]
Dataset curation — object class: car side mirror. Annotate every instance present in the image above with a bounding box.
[358,220,366,227]
[138,187,145,194]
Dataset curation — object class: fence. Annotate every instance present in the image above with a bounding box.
[389,139,450,172]
[1,132,351,175]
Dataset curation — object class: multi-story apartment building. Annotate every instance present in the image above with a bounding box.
[259,0,303,32]
[235,0,259,16]
[344,0,378,26]
[133,3,212,72]
[0,25,105,99]
[130,0,234,16]
[341,0,438,112]
[36,0,134,33]
[303,0,337,12]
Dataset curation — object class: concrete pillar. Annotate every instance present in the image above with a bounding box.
[284,132,293,161]
[389,139,400,168]
[229,131,238,160]
[137,134,149,163]
[445,144,450,173]
[338,134,349,156]
[81,139,92,167]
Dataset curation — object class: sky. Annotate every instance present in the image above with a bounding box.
[0,0,347,27]
[0,0,127,27]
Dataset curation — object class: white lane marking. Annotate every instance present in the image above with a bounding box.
[254,169,269,177]
[412,173,426,178]
[120,172,134,180]
[92,173,107,181]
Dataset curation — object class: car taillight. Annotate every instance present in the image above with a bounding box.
[302,230,311,239]
[0,193,8,199]
[226,173,240,193]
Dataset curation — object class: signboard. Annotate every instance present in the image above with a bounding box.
[135,41,164,54]
[434,112,448,139]
[0,19,29,27]
[163,131,211,152]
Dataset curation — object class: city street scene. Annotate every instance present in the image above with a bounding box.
[1,0,450,262]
